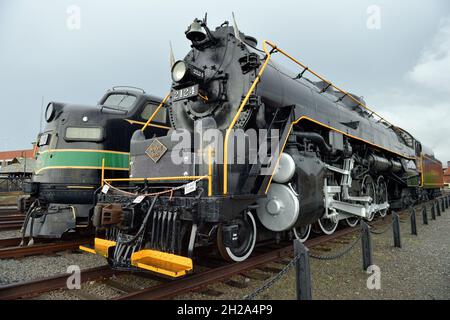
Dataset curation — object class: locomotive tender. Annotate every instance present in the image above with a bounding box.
[82,17,444,277]
[23,87,170,239]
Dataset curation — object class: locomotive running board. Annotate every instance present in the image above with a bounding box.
[131,249,193,278]
[79,238,116,258]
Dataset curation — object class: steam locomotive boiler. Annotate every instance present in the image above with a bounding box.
[82,17,443,277]
[23,87,170,240]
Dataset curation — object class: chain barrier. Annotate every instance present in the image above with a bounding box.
[244,230,362,299]
[243,254,300,300]
[243,197,445,300]
[369,221,392,235]
[309,233,362,260]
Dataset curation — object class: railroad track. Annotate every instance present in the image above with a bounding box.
[0,222,23,231]
[0,238,92,259]
[0,198,445,300]
[0,210,24,231]
[0,266,117,300]
[0,226,360,300]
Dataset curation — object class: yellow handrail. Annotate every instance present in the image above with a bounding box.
[101,158,105,187]
[222,44,274,195]
[125,119,170,130]
[223,40,396,195]
[263,40,393,127]
[208,148,213,197]
[141,93,171,132]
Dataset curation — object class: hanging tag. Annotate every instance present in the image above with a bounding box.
[184,181,197,195]
[133,195,146,204]
[101,185,110,194]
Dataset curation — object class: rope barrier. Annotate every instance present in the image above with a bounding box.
[103,176,208,199]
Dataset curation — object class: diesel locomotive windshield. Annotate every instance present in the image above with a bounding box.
[103,93,138,111]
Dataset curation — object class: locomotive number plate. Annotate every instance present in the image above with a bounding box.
[172,85,199,102]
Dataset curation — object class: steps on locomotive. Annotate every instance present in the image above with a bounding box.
[80,238,193,278]
[79,238,116,257]
[130,249,193,278]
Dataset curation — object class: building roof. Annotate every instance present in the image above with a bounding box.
[0,149,35,161]
[0,158,36,174]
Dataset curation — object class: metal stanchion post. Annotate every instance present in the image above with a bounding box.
[431,203,436,220]
[437,200,441,217]
[422,205,428,225]
[392,212,401,248]
[294,239,312,300]
[410,208,417,235]
[361,221,373,271]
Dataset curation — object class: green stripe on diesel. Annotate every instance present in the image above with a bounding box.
[35,150,130,171]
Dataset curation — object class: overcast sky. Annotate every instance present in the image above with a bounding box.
[1,0,449,163]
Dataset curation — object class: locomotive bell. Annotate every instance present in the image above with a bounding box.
[185,19,207,42]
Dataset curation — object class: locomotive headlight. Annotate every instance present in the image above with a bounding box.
[171,60,205,83]
[171,60,188,83]
[45,103,55,122]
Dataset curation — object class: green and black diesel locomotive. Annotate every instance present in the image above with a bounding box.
[23,87,170,239]
[82,18,444,277]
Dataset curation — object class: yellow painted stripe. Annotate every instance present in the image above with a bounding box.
[38,149,130,156]
[35,166,129,174]
[265,116,416,194]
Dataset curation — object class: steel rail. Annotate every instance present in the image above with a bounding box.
[0,238,91,259]
[0,266,116,300]
[0,223,22,231]
[0,215,25,222]
[0,237,23,248]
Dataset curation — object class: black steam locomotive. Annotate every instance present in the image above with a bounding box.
[82,18,443,277]
[23,87,170,240]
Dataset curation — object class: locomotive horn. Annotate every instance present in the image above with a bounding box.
[185,19,207,42]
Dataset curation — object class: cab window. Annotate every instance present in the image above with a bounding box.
[65,127,104,142]
[141,103,167,123]
[103,94,137,111]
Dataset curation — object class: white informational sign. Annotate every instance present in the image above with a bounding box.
[101,185,110,194]
[133,195,146,204]
[184,181,197,195]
